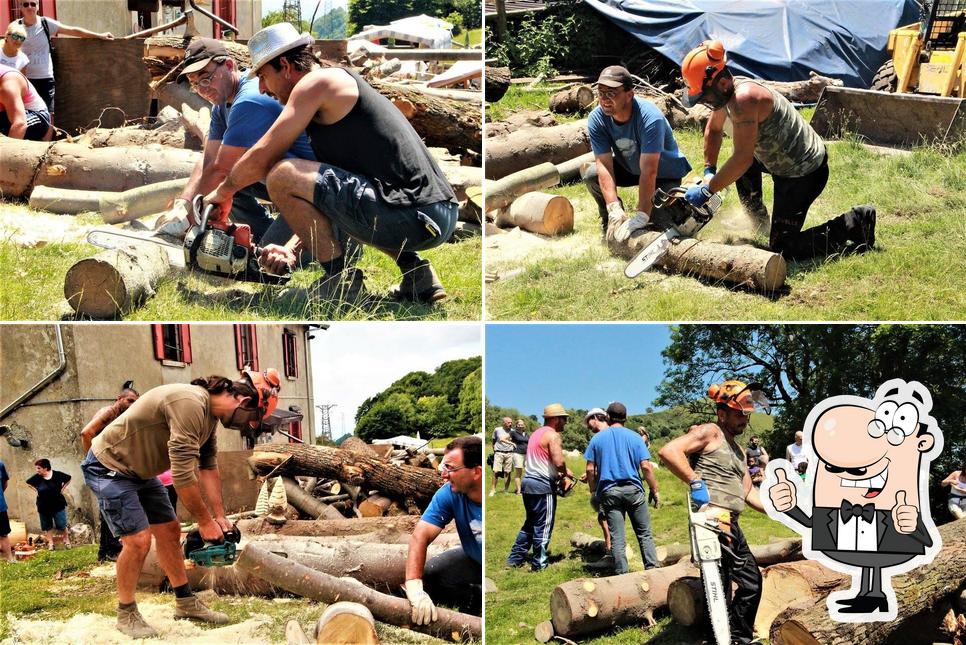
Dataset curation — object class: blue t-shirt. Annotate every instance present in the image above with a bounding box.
[421,483,482,564]
[588,97,691,180]
[0,460,8,513]
[584,425,651,494]
[209,74,316,162]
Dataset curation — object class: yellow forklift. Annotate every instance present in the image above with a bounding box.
[812,0,966,146]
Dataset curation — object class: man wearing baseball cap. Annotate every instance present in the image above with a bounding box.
[506,403,573,571]
[680,40,876,260]
[583,407,611,553]
[205,23,459,307]
[582,65,691,242]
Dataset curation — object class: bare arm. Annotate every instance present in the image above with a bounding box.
[406,520,443,581]
[198,466,226,520]
[637,152,660,215]
[0,78,28,139]
[547,431,571,478]
[80,409,111,453]
[759,447,769,465]
[56,25,112,39]
[175,480,214,527]
[708,89,763,194]
[585,461,597,495]
[658,424,716,484]
[178,138,220,205]
[703,108,727,170]
[639,459,658,493]
[594,154,621,206]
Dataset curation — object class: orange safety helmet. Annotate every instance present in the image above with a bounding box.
[708,380,771,416]
[681,40,728,107]
[242,368,281,421]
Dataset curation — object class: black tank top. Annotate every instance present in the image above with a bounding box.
[305,68,456,207]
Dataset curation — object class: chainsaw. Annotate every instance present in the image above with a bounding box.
[86,196,291,284]
[624,180,724,279]
[183,526,241,567]
[687,497,731,645]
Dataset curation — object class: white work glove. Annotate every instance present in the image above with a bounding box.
[154,198,192,239]
[404,579,438,625]
[606,201,626,226]
[614,211,650,242]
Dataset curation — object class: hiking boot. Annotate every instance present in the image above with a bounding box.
[116,604,159,639]
[174,595,229,624]
[389,259,446,303]
[845,205,876,251]
[276,268,369,310]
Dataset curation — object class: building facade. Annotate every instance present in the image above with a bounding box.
[0,323,313,531]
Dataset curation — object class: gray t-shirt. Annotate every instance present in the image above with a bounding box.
[0,49,29,72]
[18,17,60,79]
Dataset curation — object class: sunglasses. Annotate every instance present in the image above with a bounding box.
[6,34,26,42]
[22,2,39,8]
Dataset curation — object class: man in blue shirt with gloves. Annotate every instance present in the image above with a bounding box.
[582,65,691,241]
[584,401,660,574]
[405,435,482,625]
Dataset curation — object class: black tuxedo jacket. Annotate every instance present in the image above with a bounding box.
[786,505,932,555]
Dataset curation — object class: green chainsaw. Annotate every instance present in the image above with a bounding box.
[182,526,241,567]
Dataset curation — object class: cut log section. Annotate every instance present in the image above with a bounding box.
[550,558,698,638]
[281,477,346,521]
[485,121,590,180]
[315,602,379,645]
[29,178,188,223]
[236,515,423,537]
[555,152,596,184]
[248,444,443,505]
[236,543,481,641]
[64,245,178,319]
[286,620,311,645]
[485,162,560,212]
[496,192,574,236]
[755,559,848,639]
[359,494,405,518]
[549,85,596,114]
[485,66,511,103]
[656,542,691,567]
[340,436,380,458]
[667,576,706,627]
[609,230,787,292]
[534,620,555,643]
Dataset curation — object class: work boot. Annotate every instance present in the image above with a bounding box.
[389,259,447,303]
[844,205,876,251]
[116,603,159,639]
[174,595,229,624]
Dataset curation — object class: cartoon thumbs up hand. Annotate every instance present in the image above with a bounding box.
[892,490,918,534]
[769,467,797,513]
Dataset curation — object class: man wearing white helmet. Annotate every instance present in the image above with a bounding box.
[205,23,459,306]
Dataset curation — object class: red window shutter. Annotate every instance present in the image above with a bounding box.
[234,325,244,370]
[249,325,259,371]
[289,420,302,444]
[291,334,298,378]
[152,324,166,361]
[180,325,192,364]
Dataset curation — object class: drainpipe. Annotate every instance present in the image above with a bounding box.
[0,324,66,422]
[187,0,239,34]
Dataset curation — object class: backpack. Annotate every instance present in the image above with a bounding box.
[17,17,55,61]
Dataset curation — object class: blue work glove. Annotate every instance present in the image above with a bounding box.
[703,165,717,177]
[689,478,711,505]
[685,184,712,208]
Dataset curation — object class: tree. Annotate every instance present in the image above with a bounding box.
[355,392,418,442]
[312,7,347,39]
[457,367,482,435]
[262,10,310,33]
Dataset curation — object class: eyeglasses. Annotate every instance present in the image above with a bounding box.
[440,463,467,474]
[22,2,38,8]
[188,69,219,90]
[6,34,26,42]
[597,87,623,100]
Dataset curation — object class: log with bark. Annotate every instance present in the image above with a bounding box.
[29,178,188,222]
[281,477,346,521]
[340,436,380,458]
[755,73,845,105]
[236,543,481,641]
[495,191,574,235]
[236,515,423,537]
[485,121,590,180]
[64,244,178,319]
[755,559,848,639]
[248,444,443,506]
[315,602,379,645]
[0,139,199,199]
[772,517,966,645]
[667,576,706,627]
[608,229,787,292]
[555,151,595,184]
[485,66,511,103]
[549,85,596,115]
[359,494,406,518]
[484,162,560,212]
[550,558,698,638]
[656,542,691,567]
[74,124,188,149]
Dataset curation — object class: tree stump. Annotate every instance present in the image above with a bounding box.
[315,602,379,644]
[549,85,596,114]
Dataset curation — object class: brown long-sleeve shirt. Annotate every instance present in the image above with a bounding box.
[92,384,218,487]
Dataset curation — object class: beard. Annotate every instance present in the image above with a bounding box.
[703,83,735,110]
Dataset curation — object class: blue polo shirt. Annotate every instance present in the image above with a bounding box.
[584,424,651,494]
[209,74,315,161]
[0,460,8,513]
[421,483,482,564]
[588,97,691,179]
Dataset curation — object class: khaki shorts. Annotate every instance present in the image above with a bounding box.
[512,452,526,470]
[493,451,514,475]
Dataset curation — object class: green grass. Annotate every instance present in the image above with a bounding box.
[485,453,798,645]
[486,85,586,123]
[464,28,483,48]
[485,94,966,321]
[0,205,481,320]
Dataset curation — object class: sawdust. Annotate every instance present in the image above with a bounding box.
[7,601,274,644]
[485,226,591,270]
[0,203,92,247]
[89,562,117,578]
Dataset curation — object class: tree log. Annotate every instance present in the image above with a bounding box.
[534,620,555,643]
[64,245,178,319]
[656,542,691,567]
[359,494,406,518]
[485,121,590,180]
[667,576,706,627]
[485,66,511,103]
[29,179,187,223]
[555,152,595,184]
[179,102,211,143]
[485,162,560,212]
[774,517,966,645]
[608,229,787,292]
[236,515,423,537]
[315,602,379,645]
[249,444,443,506]
[236,543,481,641]
[549,85,596,115]
[0,139,199,199]
[550,558,698,638]
[496,192,574,235]
[756,559,848,639]
[751,537,803,566]
[756,73,844,105]
[286,620,311,645]
[282,477,346,521]
[74,123,188,149]
[340,436,380,458]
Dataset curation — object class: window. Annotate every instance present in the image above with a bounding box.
[152,324,192,364]
[288,419,302,444]
[282,329,298,379]
[234,324,259,371]
[212,0,235,39]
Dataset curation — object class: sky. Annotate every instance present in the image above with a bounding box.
[261,0,347,19]
[485,324,673,417]
[311,323,481,437]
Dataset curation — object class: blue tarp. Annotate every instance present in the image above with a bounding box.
[582,0,921,88]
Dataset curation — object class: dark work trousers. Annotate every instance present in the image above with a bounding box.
[736,154,863,261]
[506,491,557,571]
[703,514,761,645]
[581,161,683,235]
[423,547,482,615]
[600,483,659,573]
[97,510,122,560]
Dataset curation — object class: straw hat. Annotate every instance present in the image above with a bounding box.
[246,22,314,79]
[543,403,569,419]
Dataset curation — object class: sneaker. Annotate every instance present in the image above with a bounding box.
[174,595,229,625]
[116,604,159,639]
[389,259,446,303]
[488,490,496,498]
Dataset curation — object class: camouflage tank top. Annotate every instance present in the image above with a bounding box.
[689,430,747,513]
[729,79,825,178]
